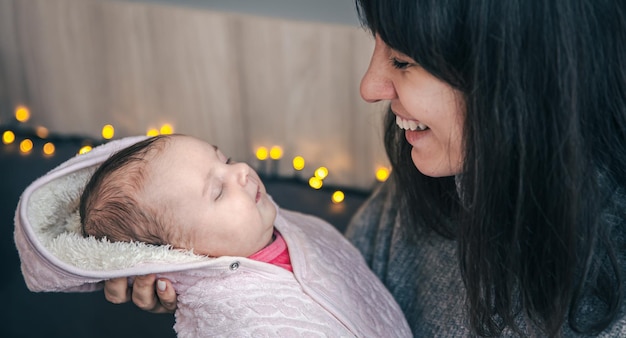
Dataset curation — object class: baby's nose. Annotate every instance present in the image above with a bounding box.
[232,162,250,185]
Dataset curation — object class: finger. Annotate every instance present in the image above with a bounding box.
[155,279,177,313]
[131,274,161,312]
[104,277,131,304]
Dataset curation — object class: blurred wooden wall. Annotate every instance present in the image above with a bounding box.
[0,0,389,189]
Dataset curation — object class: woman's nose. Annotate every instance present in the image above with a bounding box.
[360,36,396,103]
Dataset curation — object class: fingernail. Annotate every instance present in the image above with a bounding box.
[157,280,166,292]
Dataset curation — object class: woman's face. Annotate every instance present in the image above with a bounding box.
[360,35,465,177]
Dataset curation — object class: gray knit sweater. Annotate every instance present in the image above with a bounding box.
[345,180,626,337]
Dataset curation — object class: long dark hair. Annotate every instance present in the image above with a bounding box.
[356,0,626,336]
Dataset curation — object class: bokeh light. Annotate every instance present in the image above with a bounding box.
[36,126,49,138]
[2,130,15,144]
[308,176,323,190]
[20,139,33,153]
[43,142,55,156]
[269,146,283,160]
[376,167,391,182]
[160,124,174,135]
[314,167,329,180]
[78,145,93,155]
[146,128,159,137]
[332,190,345,204]
[292,156,305,171]
[15,105,30,123]
[101,124,115,140]
[256,147,268,160]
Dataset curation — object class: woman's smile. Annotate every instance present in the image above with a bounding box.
[395,114,428,131]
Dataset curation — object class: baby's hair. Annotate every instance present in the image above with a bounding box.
[79,135,174,245]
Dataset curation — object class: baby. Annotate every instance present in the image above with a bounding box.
[73,134,411,337]
[80,134,288,269]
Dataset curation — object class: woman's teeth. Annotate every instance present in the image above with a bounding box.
[396,115,428,131]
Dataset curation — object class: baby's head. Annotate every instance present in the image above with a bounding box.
[80,134,276,257]
[80,135,171,246]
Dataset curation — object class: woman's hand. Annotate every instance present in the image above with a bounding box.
[104,274,177,313]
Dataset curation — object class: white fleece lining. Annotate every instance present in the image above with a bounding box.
[27,165,209,271]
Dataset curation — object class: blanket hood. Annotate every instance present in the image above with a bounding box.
[14,136,214,293]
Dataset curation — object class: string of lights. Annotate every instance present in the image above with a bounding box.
[2,104,391,205]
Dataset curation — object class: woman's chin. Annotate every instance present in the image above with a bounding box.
[411,149,461,178]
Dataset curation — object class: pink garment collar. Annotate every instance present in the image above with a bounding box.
[248,230,292,272]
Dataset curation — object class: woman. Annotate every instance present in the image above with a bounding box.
[106,0,626,336]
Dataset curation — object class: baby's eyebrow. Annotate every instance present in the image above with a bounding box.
[211,145,229,162]
[211,144,223,157]
[202,145,219,199]
[202,172,211,198]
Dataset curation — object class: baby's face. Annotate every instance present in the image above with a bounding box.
[142,135,276,257]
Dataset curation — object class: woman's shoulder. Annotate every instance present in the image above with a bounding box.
[344,180,398,240]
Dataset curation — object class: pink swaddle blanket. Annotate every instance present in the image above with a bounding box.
[14,136,411,337]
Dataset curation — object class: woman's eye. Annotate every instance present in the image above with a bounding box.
[390,57,411,70]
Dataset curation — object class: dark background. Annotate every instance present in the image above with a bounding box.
[1,126,373,338]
